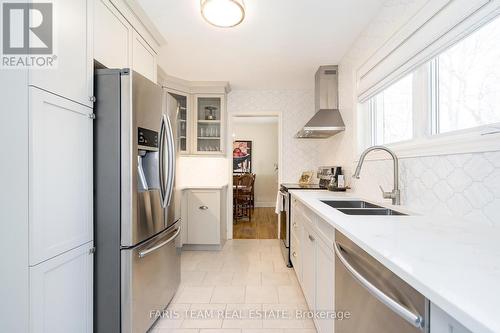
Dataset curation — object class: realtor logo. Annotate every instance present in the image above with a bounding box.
[1,1,56,68]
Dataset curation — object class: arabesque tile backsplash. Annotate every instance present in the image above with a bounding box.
[349,151,500,226]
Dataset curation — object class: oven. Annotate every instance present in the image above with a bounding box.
[279,188,291,267]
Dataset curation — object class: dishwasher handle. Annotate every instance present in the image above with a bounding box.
[334,241,424,329]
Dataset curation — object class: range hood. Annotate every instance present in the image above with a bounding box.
[295,65,345,139]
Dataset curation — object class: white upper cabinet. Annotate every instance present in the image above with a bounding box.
[93,0,158,83]
[29,87,93,265]
[30,0,94,107]
[193,94,225,154]
[30,242,93,333]
[94,0,132,69]
[132,30,157,83]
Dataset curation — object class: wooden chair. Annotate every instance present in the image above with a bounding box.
[234,173,253,222]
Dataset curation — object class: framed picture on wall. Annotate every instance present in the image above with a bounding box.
[233,140,252,173]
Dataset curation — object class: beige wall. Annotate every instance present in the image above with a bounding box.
[233,120,279,207]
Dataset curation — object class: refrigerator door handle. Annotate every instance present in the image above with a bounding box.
[334,241,425,329]
[159,115,168,207]
[164,114,176,207]
[138,225,181,258]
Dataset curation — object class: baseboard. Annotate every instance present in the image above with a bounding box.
[255,202,276,208]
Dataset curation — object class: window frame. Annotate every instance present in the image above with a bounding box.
[358,18,500,161]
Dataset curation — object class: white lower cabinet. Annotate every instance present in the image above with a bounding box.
[315,238,334,333]
[302,222,316,311]
[30,242,93,333]
[29,87,93,265]
[291,199,335,333]
[186,189,221,244]
[430,303,472,333]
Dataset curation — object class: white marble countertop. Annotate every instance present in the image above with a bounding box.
[290,190,500,333]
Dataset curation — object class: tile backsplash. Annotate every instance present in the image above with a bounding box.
[349,151,500,226]
[228,90,332,183]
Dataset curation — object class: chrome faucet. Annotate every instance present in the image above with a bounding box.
[353,146,401,205]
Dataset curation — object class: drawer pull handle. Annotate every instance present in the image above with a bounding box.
[308,234,315,242]
[199,206,209,210]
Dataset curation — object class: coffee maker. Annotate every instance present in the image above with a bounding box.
[317,166,342,189]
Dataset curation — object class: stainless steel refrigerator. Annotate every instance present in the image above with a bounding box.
[94,69,181,333]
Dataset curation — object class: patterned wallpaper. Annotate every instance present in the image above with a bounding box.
[227,90,332,183]
[323,0,500,227]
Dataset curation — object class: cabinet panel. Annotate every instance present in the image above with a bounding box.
[30,242,93,333]
[132,30,157,83]
[194,94,225,154]
[290,205,303,282]
[166,91,190,154]
[302,223,316,311]
[430,303,472,333]
[315,239,334,333]
[30,0,93,107]
[29,87,93,265]
[187,190,220,244]
[94,0,131,69]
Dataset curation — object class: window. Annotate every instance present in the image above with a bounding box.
[368,74,413,145]
[363,14,500,149]
[435,15,500,133]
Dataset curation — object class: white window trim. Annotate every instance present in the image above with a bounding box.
[356,122,500,161]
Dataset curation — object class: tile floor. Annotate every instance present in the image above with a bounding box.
[150,239,317,333]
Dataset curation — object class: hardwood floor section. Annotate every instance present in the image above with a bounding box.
[233,207,278,239]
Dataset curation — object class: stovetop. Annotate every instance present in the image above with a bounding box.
[280,183,327,192]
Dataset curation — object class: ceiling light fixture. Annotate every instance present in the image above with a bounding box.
[200,0,245,28]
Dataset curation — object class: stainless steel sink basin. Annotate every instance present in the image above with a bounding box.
[321,200,382,209]
[337,208,407,216]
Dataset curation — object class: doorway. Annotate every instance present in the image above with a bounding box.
[230,115,281,239]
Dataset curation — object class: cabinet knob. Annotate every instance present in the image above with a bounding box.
[89,247,96,254]
[199,206,209,210]
[293,223,297,228]
[308,234,315,242]
[89,96,96,103]
[292,251,297,257]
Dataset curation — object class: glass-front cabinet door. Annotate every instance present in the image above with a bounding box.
[194,94,225,154]
[167,92,189,154]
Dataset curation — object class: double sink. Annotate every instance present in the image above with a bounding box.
[321,200,408,216]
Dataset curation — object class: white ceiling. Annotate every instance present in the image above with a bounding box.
[137,0,383,90]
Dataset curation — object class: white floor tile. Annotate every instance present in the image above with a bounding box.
[277,286,307,304]
[162,240,317,332]
[176,286,214,304]
[182,303,226,329]
[211,286,246,303]
[203,271,234,286]
[261,272,291,286]
[245,285,279,303]
[223,303,263,329]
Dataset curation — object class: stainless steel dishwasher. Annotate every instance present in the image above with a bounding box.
[334,231,429,333]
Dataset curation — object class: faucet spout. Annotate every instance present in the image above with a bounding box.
[352,145,400,205]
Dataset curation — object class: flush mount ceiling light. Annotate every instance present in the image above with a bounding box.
[201,0,245,28]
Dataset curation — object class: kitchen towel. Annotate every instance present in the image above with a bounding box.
[275,191,283,214]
